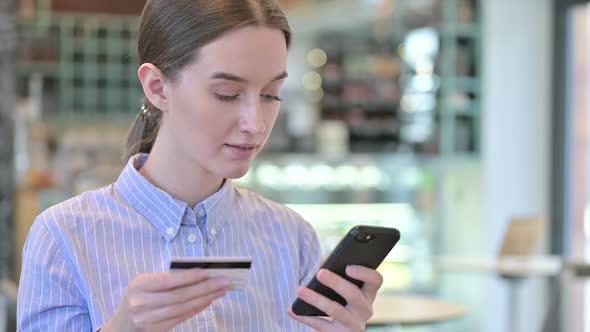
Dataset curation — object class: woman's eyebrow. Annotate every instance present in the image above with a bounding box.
[209,71,288,83]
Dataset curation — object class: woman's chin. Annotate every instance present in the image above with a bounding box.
[221,165,251,180]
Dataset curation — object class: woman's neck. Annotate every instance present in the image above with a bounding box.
[138,141,224,209]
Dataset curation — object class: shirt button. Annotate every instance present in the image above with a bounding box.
[198,209,206,218]
[166,227,174,235]
[210,228,217,236]
[187,234,197,243]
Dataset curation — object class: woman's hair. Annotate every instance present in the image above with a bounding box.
[124,0,292,161]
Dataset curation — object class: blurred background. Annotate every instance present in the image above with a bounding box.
[0,0,588,331]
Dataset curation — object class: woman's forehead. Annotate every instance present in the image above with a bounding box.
[183,26,288,84]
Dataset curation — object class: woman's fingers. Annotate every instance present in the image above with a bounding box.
[345,265,383,303]
[294,285,357,327]
[288,266,384,332]
[315,269,372,320]
[135,287,229,326]
[125,271,231,328]
[133,268,211,292]
[141,275,231,307]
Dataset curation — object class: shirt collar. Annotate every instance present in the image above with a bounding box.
[192,176,234,243]
[115,153,234,241]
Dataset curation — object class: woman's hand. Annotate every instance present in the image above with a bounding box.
[288,265,384,332]
[101,268,230,332]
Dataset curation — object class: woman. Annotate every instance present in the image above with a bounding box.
[17,0,384,331]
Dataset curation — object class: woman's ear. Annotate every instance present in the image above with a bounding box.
[138,63,169,112]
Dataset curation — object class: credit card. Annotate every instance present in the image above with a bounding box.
[170,256,252,290]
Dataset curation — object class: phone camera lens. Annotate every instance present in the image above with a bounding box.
[356,233,374,242]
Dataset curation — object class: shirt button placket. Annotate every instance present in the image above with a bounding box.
[187,233,197,243]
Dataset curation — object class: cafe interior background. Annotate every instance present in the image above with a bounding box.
[1,0,590,331]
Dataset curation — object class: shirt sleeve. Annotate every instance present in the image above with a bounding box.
[17,219,92,331]
[299,222,323,286]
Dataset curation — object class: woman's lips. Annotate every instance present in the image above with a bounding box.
[225,144,258,158]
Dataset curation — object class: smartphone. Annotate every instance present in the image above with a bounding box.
[291,225,400,316]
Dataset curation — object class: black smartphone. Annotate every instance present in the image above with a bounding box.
[291,225,400,316]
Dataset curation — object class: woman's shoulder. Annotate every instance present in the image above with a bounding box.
[34,184,117,231]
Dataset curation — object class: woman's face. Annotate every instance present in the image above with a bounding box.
[160,26,288,179]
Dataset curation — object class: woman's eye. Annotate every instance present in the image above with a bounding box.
[216,93,239,102]
[261,94,282,102]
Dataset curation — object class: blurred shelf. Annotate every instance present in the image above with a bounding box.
[16,12,141,120]
[18,11,140,24]
[17,61,59,77]
[440,23,481,39]
[437,102,480,117]
[454,107,480,118]
[321,99,399,112]
[439,77,480,94]
[286,203,415,225]
[255,151,444,164]
[286,0,378,36]
[322,77,398,89]
[42,112,137,125]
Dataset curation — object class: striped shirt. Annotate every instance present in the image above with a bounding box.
[17,153,322,332]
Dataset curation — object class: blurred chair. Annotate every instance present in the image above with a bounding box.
[436,216,561,332]
[498,217,546,260]
[496,217,554,332]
